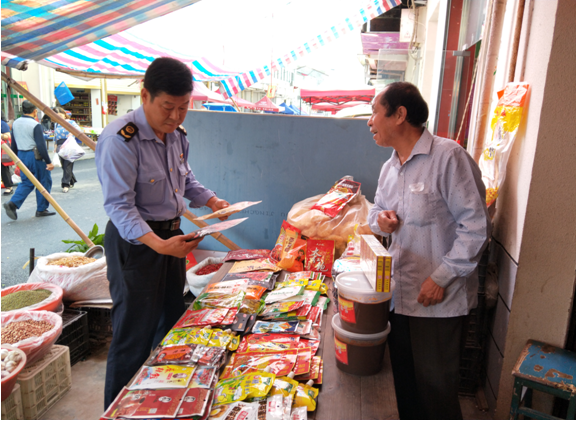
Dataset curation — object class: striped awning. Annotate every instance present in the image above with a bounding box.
[1,0,202,61]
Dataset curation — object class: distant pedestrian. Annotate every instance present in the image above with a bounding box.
[3,100,55,220]
[1,111,14,195]
[53,107,81,193]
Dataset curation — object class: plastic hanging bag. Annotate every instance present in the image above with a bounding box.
[479,82,529,207]
[1,310,63,365]
[287,190,375,259]
[57,134,85,162]
[52,152,61,167]
[27,252,110,302]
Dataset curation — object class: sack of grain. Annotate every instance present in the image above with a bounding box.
[27,252,110,302]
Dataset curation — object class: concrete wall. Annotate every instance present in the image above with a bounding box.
[482,0,576,417]
[181,111,393,252]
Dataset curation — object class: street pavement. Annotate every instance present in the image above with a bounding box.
[1,158,109,287]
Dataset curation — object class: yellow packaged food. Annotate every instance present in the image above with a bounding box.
[227,334,240,352]
[276,279,308,289]
[269,376,299,398]
[208,329,233,348]
[213,372,276,406]
[188,326,213,346]
[293,383,319,411]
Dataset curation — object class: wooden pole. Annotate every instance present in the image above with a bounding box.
[1,143,94,247]
[182,210,240,250]
[1,71,97,152]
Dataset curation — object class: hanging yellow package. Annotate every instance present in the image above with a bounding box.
[479,82,529,207]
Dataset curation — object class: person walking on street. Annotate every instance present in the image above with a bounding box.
[53,107,80,192]
[367,82,490,420]
[3,100,55,220]
[96,57,230,408]
[1,111,14,195]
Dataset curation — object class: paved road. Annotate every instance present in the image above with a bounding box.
[1,159,109,287]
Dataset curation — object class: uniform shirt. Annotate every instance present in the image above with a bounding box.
[54,119,81,145]
[11,116,51,163]
[368,128,491,318]
[95,106,215,245]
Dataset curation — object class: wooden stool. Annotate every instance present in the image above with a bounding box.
[510,340,576,419]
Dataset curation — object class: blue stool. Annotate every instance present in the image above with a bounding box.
[511,340,576,419]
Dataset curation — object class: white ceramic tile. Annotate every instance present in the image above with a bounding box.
[486,334,504,399]
[494,242,518,310]
[490,295,511,354]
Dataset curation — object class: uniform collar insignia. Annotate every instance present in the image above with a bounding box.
[118,122,139,142]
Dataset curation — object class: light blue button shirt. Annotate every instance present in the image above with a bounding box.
[95,106,215,244]
[368,129,491,317]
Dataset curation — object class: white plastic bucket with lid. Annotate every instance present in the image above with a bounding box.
[332,313,391,376]
[335,271,395,334]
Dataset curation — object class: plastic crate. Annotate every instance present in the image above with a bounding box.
[77,307,113,347]
[1,383,23,420]
[55,309,90,366]
[16,345,72,419]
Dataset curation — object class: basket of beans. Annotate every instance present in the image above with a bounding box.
[1,310,63,365]
[1,283,63,313]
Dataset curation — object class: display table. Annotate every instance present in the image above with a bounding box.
[113,261,399,420]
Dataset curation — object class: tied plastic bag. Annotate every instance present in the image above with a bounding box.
[186,257,225,296]
[52,152,61,167]
[287,193,375,259]
[57,134,85,162]
[27,252,110,302]
[1,310,63,365]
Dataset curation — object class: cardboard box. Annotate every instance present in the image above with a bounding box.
[360,235,392,292]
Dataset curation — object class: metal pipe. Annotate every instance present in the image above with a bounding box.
[507,0,526,83]
[471,0,508,162]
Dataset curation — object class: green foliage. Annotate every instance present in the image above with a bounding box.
[62,223,105,253]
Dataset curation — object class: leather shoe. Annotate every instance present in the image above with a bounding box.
[3,201,17,220]
[36,210,56,217]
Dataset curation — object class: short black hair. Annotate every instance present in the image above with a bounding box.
[144,57,193,100]
[22,100,36,115]
[379,82,428,127]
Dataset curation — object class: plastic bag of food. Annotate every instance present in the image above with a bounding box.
[27,252,109,302]
[311,178,361,218]
[1,283,63,313]
[1,310,63,365]
[213,372,276,406]
[271,221,301,262]
[287,192,374,259]
[186,257,225,297]
[221,349,298,379]
[479,82,529,208]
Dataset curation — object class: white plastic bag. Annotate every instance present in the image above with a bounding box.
[52,152,61,167]
[28,252,110,302]
[186,257,224,296]
[57,134,85,162]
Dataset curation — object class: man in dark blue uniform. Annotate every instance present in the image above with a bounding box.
[96,58,229,408]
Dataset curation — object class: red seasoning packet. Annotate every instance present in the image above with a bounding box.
[311,178,361,217]
[175,308,229,328]
[220,308,238,325]
[305,239,335,277]
[293,347,312,375]
[224,249,272,262]
[271,221,301,262]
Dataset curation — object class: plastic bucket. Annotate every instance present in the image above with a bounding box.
[332,313,391,376]
[335,271,394,334]
[54,82,74,106]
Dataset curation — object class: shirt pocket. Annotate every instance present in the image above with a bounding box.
[135,170,166,206]
[178,164,189,191]
[405,182,439,227]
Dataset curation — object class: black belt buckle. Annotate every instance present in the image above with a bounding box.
[170,218,181,231]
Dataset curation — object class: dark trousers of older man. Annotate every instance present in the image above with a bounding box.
[103,221,186,409]
[388,311,465,420]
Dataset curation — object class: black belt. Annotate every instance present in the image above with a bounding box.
[146,217,181,231]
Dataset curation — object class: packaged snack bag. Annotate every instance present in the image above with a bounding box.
[194,201,262,221]
[293,383,319,411]
[237,333,300,353]
[278,237,307,273]
[213,372,276,406]
[208,329,234,348]
[220,308,238,325]
[147,344,196,366]
[246,284,267,300]
[161,328,196,347]
[271,221,301,262]
[177,388,212,417]
[252,321,300,334]
[229,259,283,274]
[129,365,195,389]
[220,349,299,379]
[175,308,230,328]
[293,348,312,375]
[294,356,321,381]
[223,271,279,290]
[238,298,265,314]
[190,366,218,388]
[265,286,305,304]
[305,240,335,277]
[269,376,299,398]
[224,249,272,262]
[261,301,305,317]
[209,401,257,420]
[291,406,308,420]
[193,292,246,310]
[311,178,361,218]
[192,345,226,366]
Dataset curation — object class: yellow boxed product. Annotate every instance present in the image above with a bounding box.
[16,345,72,420]
[359,235,392,292]
[1,383,23,420]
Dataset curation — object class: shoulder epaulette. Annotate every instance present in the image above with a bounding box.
[177,125,187,135]
[118,122,139,142]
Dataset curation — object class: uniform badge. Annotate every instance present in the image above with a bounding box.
[118,122,139,142]
[176,125,187,135]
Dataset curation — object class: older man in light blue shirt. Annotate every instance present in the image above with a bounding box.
[96,57,229,409]
[367,82,490,420]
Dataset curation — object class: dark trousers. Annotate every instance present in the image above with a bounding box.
[11,150,52,212]
[1,164,12,188]
[388,312,465,420]
[59,156,76,188]
[104,221,187,408]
